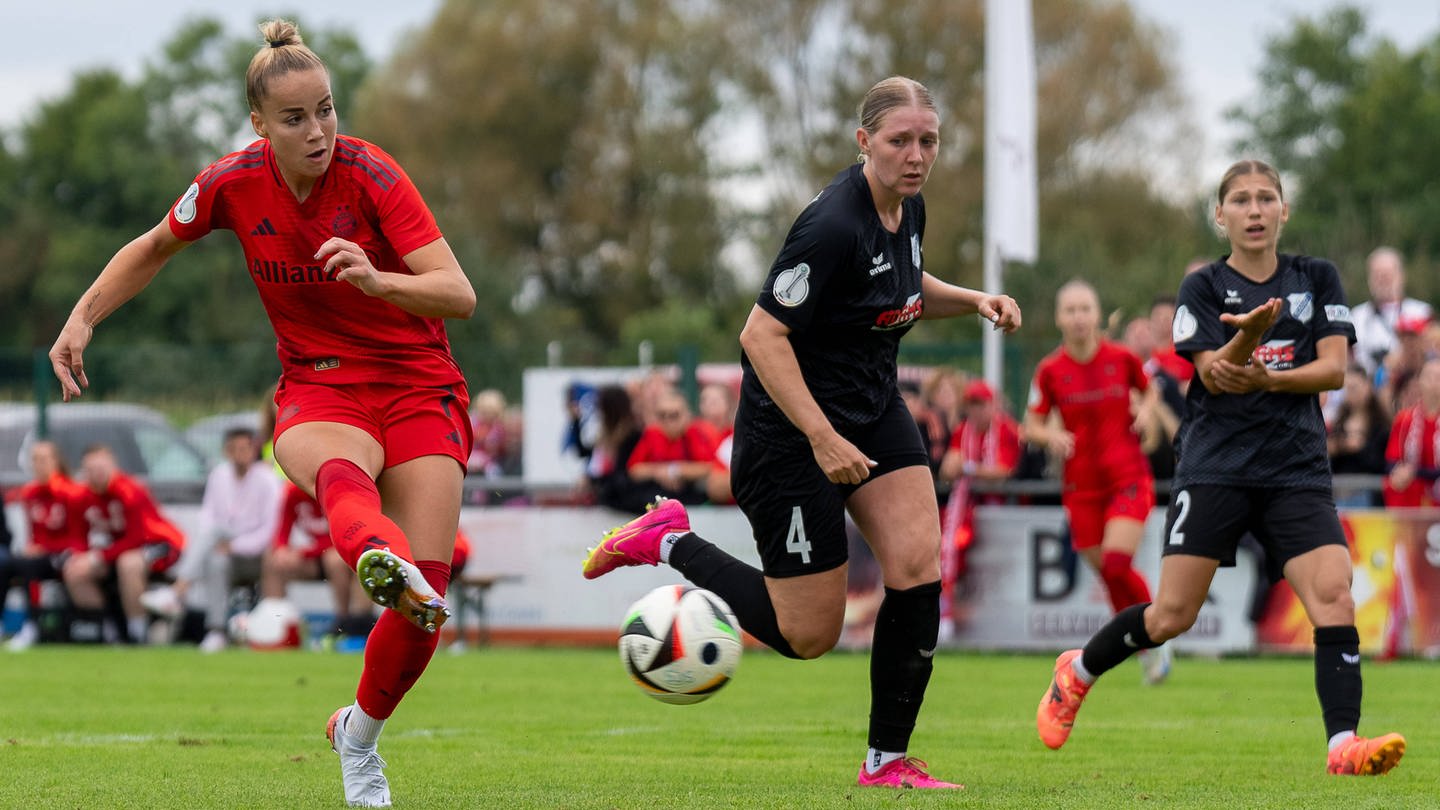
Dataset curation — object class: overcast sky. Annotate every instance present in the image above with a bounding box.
[2,0,1435,194]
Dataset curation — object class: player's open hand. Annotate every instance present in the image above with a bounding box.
[978,294,1022,333]
[1046,428,1075,460]
[809,430,876,485]
[316,237,385,296]
[1220,297,1283,337]
[49,319,94,402]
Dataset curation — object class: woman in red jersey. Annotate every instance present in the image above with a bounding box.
[47,20,474,807]
[1,441,90,650]
[1025,279,1171,685]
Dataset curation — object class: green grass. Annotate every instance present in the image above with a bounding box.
[0,646,1430,808]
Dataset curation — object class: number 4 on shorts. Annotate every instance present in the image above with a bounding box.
[786,506,813,563]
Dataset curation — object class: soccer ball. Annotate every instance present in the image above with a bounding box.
[618,585,742,705]
[245,597,303,650]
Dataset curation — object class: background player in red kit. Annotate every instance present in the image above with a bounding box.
[1025,279,1172,684]
[1382,358,1440,507]
[65,445,185,644]
[47,20,475,808]
[1,441,90,650]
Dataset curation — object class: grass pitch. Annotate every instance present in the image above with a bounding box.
[0,645,1430,808]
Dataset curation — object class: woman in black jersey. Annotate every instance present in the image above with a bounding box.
[584,76,1021,789]
[1037,159,1405,777]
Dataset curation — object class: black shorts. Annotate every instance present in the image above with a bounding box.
[730,395,929,578]
[1160,484,1347,582]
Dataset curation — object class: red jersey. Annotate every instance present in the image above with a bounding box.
[8,474,89,555]
[81,472,185,563]
[1384,405,1440,507]
[626,422,721,469]
[1028,340,1150,490]
[273,482,331,559]
[946,414,1021,477]
[167,135,462,387]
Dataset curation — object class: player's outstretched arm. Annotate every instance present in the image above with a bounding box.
[918,273,1021,332]
[49,219,190,401]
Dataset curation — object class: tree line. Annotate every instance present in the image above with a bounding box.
[0,2,1429,403]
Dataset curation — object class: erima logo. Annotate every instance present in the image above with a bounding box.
[250,218,278,237]
[1342,653,1360,665]
[173,182,200,224]
[919,648,935,659]
[1224,289,1244,305]
[869,252,893,277]
[1123,633,1138,648]
[772,263,811,307]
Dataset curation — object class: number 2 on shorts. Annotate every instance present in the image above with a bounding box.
[1168,489,1191,546]
[786,505,813,563]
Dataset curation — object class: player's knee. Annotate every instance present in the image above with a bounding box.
[788,635,837,660]
[1148,601,1199,642]
[783,624,841,659]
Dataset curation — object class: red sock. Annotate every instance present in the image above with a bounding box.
[355,560,451,719]
[1100,551,1152,612]
[315,459,413,568]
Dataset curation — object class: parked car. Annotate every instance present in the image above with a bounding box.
[0,402,208,501]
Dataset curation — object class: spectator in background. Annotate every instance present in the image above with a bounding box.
[142,427,282,652]
[900,379,947,473]
[698,382,739,506]
[1328,365,1391,508]
[698,382,738,441]
[573,385,646,512]
[467,389,509,478]
[1377,314,1430,414]
[66,445,185,643]
[629,369,678,429]
[1147,295,1193,391]
[921,368,967,454]
[936,379,1020,636]
[261,480,374,638]
[1,441,90,651]
[1352,247,1432,377]
[1121,317,1154,364]
[1383,358,1440,508]
[626,389,719,505]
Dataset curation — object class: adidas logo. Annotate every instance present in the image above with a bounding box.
[250,218,278,236]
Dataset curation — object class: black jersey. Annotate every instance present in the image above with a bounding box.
[738,163,926,448]
[1170,254,1356,489]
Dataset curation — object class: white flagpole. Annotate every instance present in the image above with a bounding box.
[983,0,1038,393]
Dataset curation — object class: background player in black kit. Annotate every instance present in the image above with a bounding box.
[584,76,1021,790]
[1036,159,1405,777]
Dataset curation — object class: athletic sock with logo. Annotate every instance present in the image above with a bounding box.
[315,458,413,568]
[666,533,800,659]
[868,581,941,754]
[1080,602,1157,679]
[355,560,450,720]
[1314,625,1362,741]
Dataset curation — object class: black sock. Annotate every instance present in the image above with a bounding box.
[868,581,941,752]
[667,533,801,659]
[1080,602,1157,679]
[1314,625,1362,741]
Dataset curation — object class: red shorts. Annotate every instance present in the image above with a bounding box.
[273,379,472,471]
[1062,477,1155,550]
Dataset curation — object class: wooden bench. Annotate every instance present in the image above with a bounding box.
[448,572,523,649]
